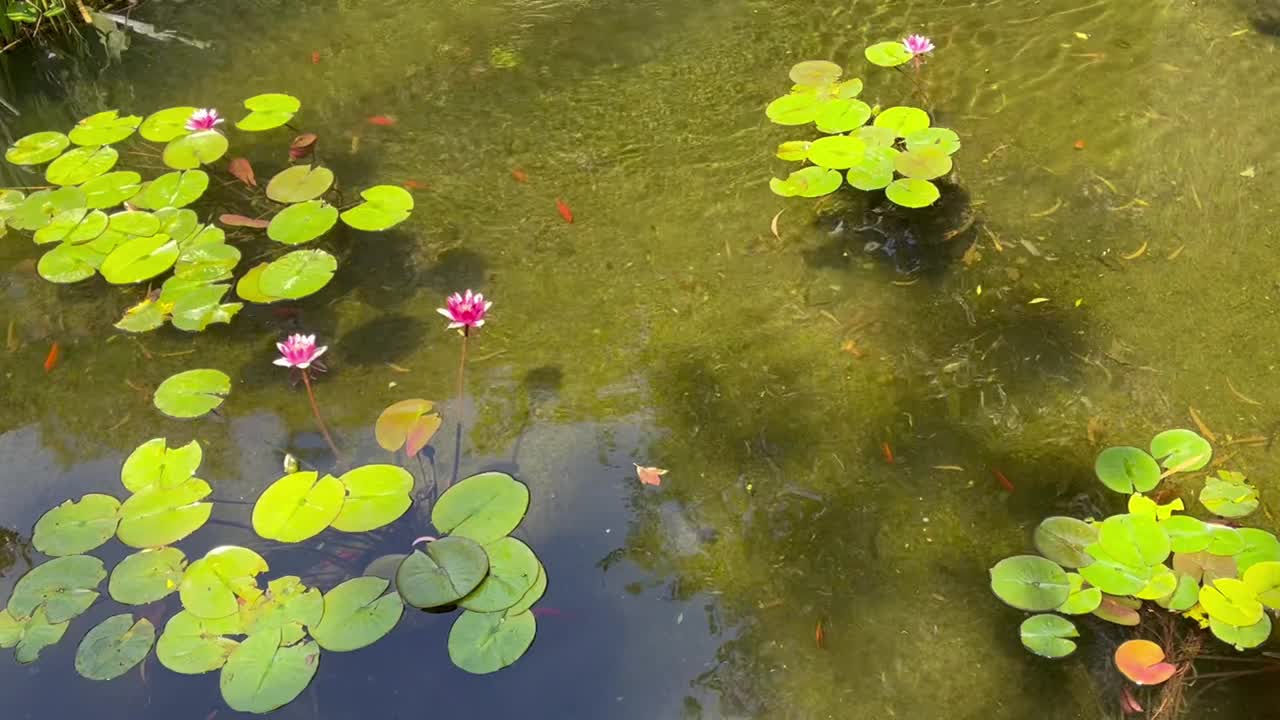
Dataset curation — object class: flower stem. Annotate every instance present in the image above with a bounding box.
[456,329,469,403]
[300,369,340,459]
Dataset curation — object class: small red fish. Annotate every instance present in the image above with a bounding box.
[311,51,321,65]
[993,469,1015,493]
[402,180,428,190]
[815,620,825,649]
[367,115,397,126]
[43,342,59,373]
[880,441,894,464]
[634,464,667,486]
[556,198,573,223]
[511,168,528,183]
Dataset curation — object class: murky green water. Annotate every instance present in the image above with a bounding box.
[4,0,1280,717]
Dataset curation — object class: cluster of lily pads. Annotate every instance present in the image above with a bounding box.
[990,429,1280,662]
[0,432,545,714]
[0,94,413,333]
[766,50,960,208]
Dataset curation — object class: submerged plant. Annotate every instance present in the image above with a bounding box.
[274,333,339,459]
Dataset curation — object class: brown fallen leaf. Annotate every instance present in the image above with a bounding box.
[770,209,784,241]
[961,241,981,267]
[290,133,318,160]
[1188,406,1217,442]
[634,464,668,486]
[228,157,256,187]
[219,214,270,229]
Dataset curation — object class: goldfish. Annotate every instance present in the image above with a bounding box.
[556,198,573,223]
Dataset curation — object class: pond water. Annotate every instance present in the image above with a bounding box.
[3,0,1280,717]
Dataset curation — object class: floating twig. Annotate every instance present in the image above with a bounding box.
[1226,377,1263,406]
[1188,407,1217,442]
[1029,198,1063,218]
[1122,241,1148,260]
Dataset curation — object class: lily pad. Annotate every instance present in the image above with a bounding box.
[9,608,69,664]
[339,185,414,231]
[1115,639,1176,685]
[267,200,338,244]
[1053,572,1101,615]
[433,471,530,544]
[163,130,230,170]
[1156,574,1200,612]
[845,147,896,191]
[156,610,240,674]
[396,537,490,609]
[122,438,203,492]
[36,243,100,283]
[1234,528,1280,573]
[311,576,403,652]
[1135,565,1178,600]
[32,494,120,556]
[1210,614,1272,651]
[884,178,940,208]
[806,135,867,170]
[175,243,241,282]
[82,172,143,209]
[1033,516,1098,568]
[180,546,269,619]
[235,263,283,304]
[252,471,345,542]
[133,170,209,210]
[7,187,86,231]
[448,609,536,675]
[1206,524,1246,556]
[46,145,119,186]
[259,249,337,300]
[765,93,821,126]
[813,99,872,134]
[68,110,142,146]
[775,141,811,161]
[1097,514,1170,567]
[990,555,1071,611]
[905,128,961,155]
[116,477,213,548]
[153,368,231,419]
[1200,470,1259,518]
[33,208,108,245]
[873,106,930,137]
[155,207,199,242]
[75,614,155,680]
[1092,594,1141,625]
[506,561,547,617]
[331,464,414,532]
[140,106,198,142]
[1094,446,1161,494]
[6,131,70,165]
[266,165,334,204]
[1200,577,1263,627]
[769,166,842,198]
[239,576,323,645]
[1077,544,1152,596]
[100,234,178,284]
[1150,429,1212,472]
[894,147,953,180]
[852,125,898,149]
[788,60,842,86]
[1173,550,1237,584]
[865,41,914,67]
[1243,560,1280,609]
[374,399,442,455]
[109,547,187,605]
[219,628,319,714]
[1019,614,1078,658]
[235,93,302,132]
[1159,515,1210,553]
[8,555,105,623]
[459,537,540,613]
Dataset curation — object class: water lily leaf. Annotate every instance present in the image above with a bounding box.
[32,494,120,556]
[845,147,897,191]
[1242,560,1280,609]
[1019,614,1078,658]
[1033,516,1098,568]
[873,106,930,137]
[251,471,345,543]
[259,249,337,300]
[7,187,86,230]
[0,610,20,648]
[1135,565,1178,600]
[267,200,338,244]
[37,243,101,283]
[1129,493,1184,521]
[33,208,108,245]
[775,141,811,161]
[266,165,333,204]
[331,464,414,532]
[765,92,821,126]
[884,178,940,208]
[833,78,863,99]
[1098,514,1170,567]
[990,555,1071,611]
[170,286,242,332]
[1078,544,1153,596]
[82,171,143,209]
[448,609,535,675]
[99,233,177,285]
[1092,594,1141,625]
[239,576,322,645]
[180,546,269,619]
[905,127,961,155]
[1156,574,1200,612]
[1206,524,1245,556]
[134,170,209,209]
[865,41,913,67]
[219,628,319,714]
[156,610,240,674]
[1173,550,1237,584]
[433,471,530,544]
[235,93,302,132]
[1149,429,1212,472]
[8,555,105,623]
[1200,577,1263,626]
[155,207,198,242]
[140,106,198,142]
[116,477,213,548]
[769,166,842,198]
[396,537,489,609]
[458,537,540,613]
[806,135,867,170]
[10,608,69,664]
[1160,515,1210,554]
[68,110,142,146]
[122,438,203,492]
[788,60,842,86]
[374,399,441,454]
[311,576,403,652]
[115,295,168,332]
[178,223,225,249]
[852,125,897,149]
[46,145,118,185]
[109,547,187,605]
[0,189,24,222]
[1200,470,1259,518]
[1234,528,1280,573]
[1052,571,1099,615]
[505,561,546,617]
[235,263,283,303]
[6,131,70,165]
[1094,446,1161,494]
[339,185,413,231]
[153,368,230,419]
[894,147,953,180]
[163,130,229,170]
[814,99,872,134]
[1114,639,1176,685]
[74,614,155,680]
[175,244,241,283]
[1210,614,1272,650]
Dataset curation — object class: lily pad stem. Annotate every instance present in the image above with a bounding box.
[301,368,341,459]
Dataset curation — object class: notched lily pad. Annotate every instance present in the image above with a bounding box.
[32,494,121,556]
[75,613,155,680]
[153,368,231,419]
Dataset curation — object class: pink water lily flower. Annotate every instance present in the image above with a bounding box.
[437,289,491,330]
[185,108,224,132]
[274,333,328,369]
[903,34,935,56]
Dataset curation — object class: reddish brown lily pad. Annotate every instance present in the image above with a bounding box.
[1114,639,1176,685]
[375,399,442,455]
